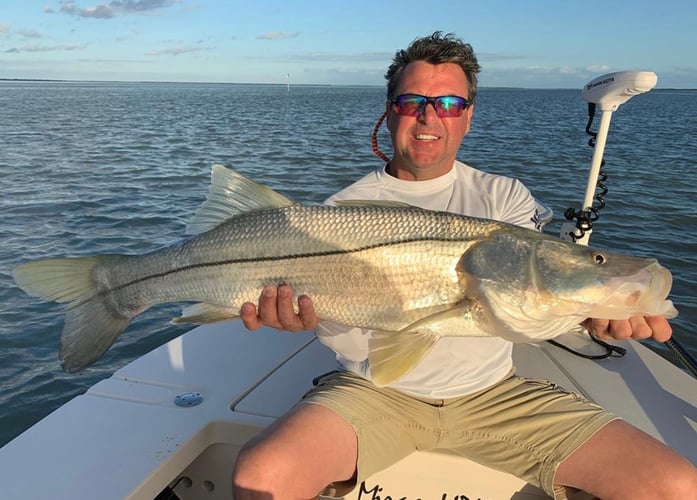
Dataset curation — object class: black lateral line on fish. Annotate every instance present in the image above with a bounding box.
[91,235,469,301]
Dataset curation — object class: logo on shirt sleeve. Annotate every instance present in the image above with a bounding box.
[530,209,543,232]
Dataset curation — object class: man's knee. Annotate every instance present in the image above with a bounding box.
[232,403,358,499]
[232,442,278,498]
[233,440,319,500]
[659,459,697,500]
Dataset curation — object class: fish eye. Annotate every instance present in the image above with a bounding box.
[591,252,607,265]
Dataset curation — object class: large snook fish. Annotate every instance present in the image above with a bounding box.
[13,165,677,385]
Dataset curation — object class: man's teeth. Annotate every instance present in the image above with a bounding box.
[416,134,438,140]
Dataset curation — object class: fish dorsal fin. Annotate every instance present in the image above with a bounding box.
[333,199,415,209]
[186,164,296,235]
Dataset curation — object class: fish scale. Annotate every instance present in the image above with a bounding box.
[113,208,478,329]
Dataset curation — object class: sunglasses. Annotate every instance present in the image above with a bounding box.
[389,94,472,118]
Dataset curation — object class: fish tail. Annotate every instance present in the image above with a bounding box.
[13,256,135,372]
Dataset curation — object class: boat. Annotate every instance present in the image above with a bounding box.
[0,71,695,499]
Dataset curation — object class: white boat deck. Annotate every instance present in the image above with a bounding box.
[0,322,694,499]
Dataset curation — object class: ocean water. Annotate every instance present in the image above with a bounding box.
[0,82,695,448]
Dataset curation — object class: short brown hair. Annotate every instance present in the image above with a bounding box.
[385,31,481,102]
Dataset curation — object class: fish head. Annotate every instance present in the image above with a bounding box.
[531,237,677,319]
[457,228,677,340]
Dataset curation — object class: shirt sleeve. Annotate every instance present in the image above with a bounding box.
[498,178,544,232]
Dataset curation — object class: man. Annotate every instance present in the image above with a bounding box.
[233,32,697,499]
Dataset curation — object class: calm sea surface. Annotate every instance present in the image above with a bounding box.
[0,82,695,448]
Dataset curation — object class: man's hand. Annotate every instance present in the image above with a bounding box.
[240,284,320,332]
[583,315,672,343]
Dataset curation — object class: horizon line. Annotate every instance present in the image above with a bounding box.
[1,77,695,92]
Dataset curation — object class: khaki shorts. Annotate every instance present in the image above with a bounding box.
[298,370,618,499]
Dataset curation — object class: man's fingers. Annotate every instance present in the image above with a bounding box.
[239,285,320,332]
[628,315,652,340]
[276,285,302,330]
[257,286,281,327]
[240,302,262,331]
[644,316,672,342]
[584,318,611,339]
[297,294,319,330]
[584,316,673,342]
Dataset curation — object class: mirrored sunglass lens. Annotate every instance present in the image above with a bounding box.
[435,97,465,116]
[396,95,425,115]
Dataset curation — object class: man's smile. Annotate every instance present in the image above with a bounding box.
[415,133,440,141]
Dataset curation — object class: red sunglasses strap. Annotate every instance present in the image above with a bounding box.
[371,111,390,164]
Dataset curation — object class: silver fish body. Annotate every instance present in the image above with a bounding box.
[12,166,677,383]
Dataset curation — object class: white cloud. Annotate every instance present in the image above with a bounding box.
[585,64,612,73]
[17,29,44,39]
[54,0,182,19]
[4,44,85,53]
[146,44,210,56]
[257,32,300,41]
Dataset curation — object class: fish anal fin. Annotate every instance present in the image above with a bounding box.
[368,329,439,387]
[173,303,240,324]
[186,165,296,235]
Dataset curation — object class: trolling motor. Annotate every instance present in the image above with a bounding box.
[560,70,658,245]
[559,70,697,378]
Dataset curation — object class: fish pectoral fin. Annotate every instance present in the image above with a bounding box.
[368,329,439,387]
[367,302,488,386]
[185,165,297,235]
[398,303,475,332]
[172,303,240,324]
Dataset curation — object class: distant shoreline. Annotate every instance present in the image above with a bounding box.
[0,77,68,82]
[0,78,693,91]
[0,78,379,87]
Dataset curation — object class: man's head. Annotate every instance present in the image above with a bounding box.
[384,32,481,181]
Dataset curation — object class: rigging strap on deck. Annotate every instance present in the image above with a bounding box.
[547,333,627,360]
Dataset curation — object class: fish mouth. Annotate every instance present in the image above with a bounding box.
[592,261,677,319]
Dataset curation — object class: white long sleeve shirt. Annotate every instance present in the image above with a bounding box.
[318,161,542,398]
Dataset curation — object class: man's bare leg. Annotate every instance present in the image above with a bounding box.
[555,419,697,499]
[233,403,358,500]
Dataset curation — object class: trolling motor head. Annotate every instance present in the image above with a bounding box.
[582,70,658,112]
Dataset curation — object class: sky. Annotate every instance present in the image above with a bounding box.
[1,0,696,89]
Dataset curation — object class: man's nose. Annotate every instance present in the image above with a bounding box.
[416,101,439,122]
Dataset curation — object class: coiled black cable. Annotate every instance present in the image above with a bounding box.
[665,337,697,378]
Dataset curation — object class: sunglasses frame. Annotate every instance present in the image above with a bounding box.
[389,93,472,118]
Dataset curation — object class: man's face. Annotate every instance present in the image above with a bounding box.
[386,61,474,181]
